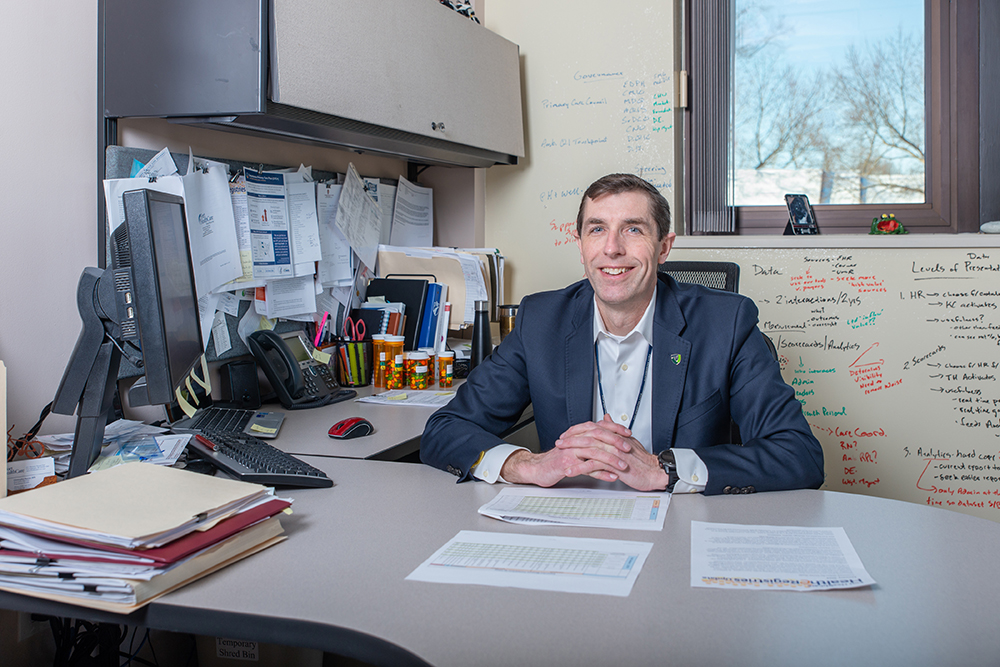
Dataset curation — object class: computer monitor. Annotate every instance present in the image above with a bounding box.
[52,189,203,477]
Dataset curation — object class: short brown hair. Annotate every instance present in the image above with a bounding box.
[575,173,671,240]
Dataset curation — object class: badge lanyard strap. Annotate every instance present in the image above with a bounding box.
[594,339,653,431]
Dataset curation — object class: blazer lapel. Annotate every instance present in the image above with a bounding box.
[652,277,690,452]
[564,290,595,427]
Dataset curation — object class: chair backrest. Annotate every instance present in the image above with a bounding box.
[658,260,740,293]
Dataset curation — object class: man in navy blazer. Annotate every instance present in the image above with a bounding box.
[421,174,824,495]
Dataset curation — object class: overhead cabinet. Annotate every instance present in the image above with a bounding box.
[103,0,525,168]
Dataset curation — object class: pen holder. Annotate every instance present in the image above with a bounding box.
[334,341,373,387]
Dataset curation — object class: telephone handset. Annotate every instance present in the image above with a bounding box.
[247,330,353,410]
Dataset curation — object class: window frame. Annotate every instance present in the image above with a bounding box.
[684,0,981,235]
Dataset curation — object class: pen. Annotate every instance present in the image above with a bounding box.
[315,311,330,348]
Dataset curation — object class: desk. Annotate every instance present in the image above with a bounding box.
[2,457,1000,666]
[269,381,535,461]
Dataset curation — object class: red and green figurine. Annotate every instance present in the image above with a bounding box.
[870,213,907,234]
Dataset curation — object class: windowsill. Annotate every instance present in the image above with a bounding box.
[673,233,1000,249]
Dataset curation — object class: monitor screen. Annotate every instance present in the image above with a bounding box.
[114,189,204,406]
[147,197,203,392]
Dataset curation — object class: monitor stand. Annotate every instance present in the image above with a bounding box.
[66,339,122,478]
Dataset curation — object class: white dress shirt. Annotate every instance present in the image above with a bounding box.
[473,287,707,492]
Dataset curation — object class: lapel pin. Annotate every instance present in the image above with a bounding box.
[671,353,681,365]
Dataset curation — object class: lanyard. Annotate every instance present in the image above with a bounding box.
[594,338,652,431]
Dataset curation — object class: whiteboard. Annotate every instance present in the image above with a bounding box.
[483,0,676,302]
[669,245,1000,521]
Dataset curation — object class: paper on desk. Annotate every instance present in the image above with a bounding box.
[389,176,433,247]
[0,462,271,550]
[245,168,293,279]
[690,521,876,592]
[407,530,652,597]
[335,164,382,271]
[88,433,192,472]
[479,487,670,531]
[358,389,457,408]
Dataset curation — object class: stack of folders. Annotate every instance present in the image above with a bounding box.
[0,462,289,613]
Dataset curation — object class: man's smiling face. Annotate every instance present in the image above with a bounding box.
[576,190,675,334]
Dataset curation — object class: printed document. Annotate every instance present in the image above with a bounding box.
[690,521,876,591]
[389,176,433,247]
[244,169,293,278]
[225,175,264,288]
[286,180,322,269]
[357,389,456,408]
[258,276,318,320]
[335,165,382,271]
[317,184,353,286]
[406,530,652,597]
[134,147,178,179]
[478,487,670,531]
[182,157,243,296]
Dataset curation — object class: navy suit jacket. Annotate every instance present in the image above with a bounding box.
[421,275,825,495]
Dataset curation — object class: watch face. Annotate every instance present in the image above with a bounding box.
[659,449,676,468]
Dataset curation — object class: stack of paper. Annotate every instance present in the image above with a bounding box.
[0,462,289,612]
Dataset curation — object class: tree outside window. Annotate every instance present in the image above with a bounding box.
[731,0,925,207]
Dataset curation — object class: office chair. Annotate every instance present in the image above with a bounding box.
[658,260,740,293]
[658,260,777,444]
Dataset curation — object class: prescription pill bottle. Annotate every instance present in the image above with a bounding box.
[371,334,387,387]
[384,336,405,389]
[408,351,430,389]
[438,350,455,387]
[418,347,436,386]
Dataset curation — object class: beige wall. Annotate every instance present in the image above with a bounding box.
[1,2,99,435]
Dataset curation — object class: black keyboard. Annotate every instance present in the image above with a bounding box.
[190,407,254,433]
[189,430,333,488]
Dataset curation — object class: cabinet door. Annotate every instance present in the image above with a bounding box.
[272,0,524,158]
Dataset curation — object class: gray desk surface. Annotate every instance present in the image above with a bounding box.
[4,457,1000,666]
[272,384,441,460]
[269,380,534,461]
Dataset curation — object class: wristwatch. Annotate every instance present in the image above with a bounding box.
[657,448,679,493]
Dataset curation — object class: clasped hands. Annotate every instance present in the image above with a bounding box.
[500,414,669,491]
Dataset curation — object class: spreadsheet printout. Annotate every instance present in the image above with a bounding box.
[406,530,653,596]
[690,521,876,592]
[478,487,670,531]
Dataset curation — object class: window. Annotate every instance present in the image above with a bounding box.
[685,0,982,234]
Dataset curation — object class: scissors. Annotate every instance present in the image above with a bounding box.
[344,316,366,341]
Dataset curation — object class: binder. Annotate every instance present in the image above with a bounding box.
[366,278,428,350]
[418,283,444,348]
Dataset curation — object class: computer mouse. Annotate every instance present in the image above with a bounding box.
[328,417,374,440]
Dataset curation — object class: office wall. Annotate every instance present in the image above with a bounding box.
[483,0,679,303]
[0,2,98,436]
[671,239,1000,522]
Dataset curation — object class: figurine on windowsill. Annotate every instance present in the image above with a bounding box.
[870,213,907,234]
